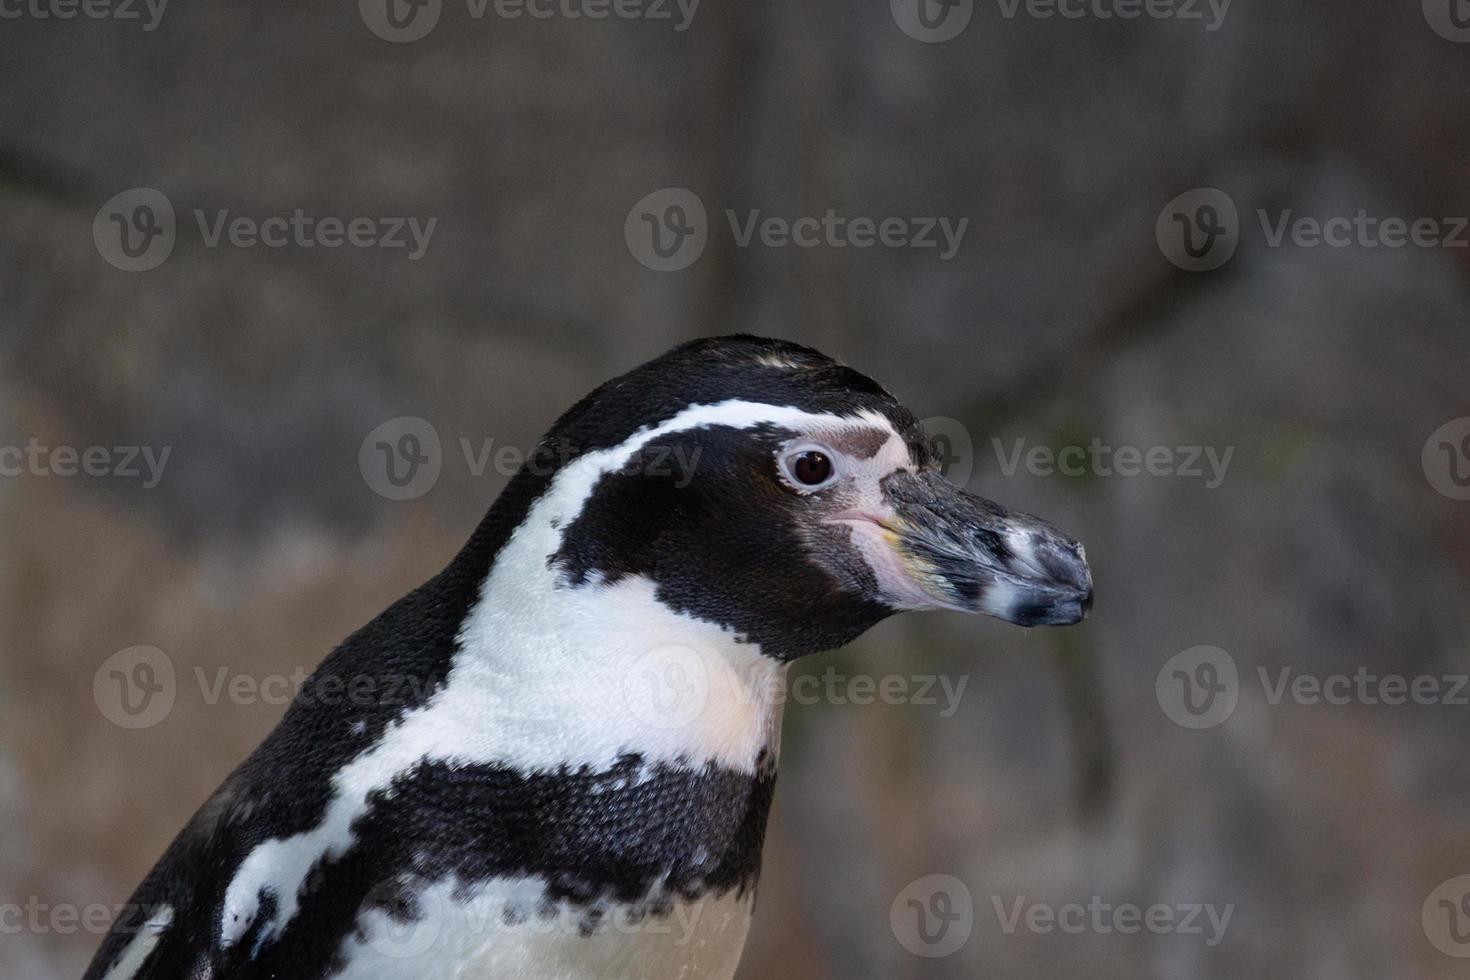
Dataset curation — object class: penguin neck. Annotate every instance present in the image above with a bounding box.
[453,571,788,777]
[442,481,789,779]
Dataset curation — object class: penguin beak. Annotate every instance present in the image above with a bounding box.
[829,470,1093,627]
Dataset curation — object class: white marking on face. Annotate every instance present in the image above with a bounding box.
[810,424,955,609]
[773,421,910,497]
[100,906,173,980]
[836,519,939,610]
[1005,527,1038,576]
[979,579,1020,620]
[221,399,902,952]
[332,877,753,980]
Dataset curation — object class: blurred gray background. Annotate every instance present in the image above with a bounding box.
[3,0,1470,977]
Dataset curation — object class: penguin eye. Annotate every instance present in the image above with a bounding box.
[792,451,832,485]
[779,445,838,491]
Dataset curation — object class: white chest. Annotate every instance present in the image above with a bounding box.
[333,877,755,980]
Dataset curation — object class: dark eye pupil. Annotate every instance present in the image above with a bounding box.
[792,451,832,486]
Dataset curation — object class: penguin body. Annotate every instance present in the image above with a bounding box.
[86,336,1092,980]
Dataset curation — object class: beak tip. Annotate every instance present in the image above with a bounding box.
[999,553,1092,627]
[1014,541,1092,627]
[1007,588,1092,627]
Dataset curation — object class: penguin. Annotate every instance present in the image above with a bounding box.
[84,335,1092,980]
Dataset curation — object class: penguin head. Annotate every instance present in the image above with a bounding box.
[522,335,1092,661]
